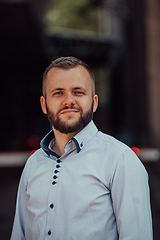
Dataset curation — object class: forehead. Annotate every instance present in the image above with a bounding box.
[45,66,92,91]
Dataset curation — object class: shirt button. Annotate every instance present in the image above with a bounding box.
[57,159,62,163]
[50,203,54,209]
[48,230,51,235]
[54,170,59,174]
[53,175,58,179]
[52,181,57,185]
[80,142,83,147]
[56,164,61,168]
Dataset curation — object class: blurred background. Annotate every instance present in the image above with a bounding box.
[0,0,160,239]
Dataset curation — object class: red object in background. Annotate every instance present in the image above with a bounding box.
[30,150,37,156]
[131,147,140,157]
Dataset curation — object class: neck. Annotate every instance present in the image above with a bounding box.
[52,128,79,156]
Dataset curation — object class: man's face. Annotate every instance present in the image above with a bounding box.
[40,66,98,134]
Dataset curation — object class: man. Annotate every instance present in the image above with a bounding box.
[11,56,153,240]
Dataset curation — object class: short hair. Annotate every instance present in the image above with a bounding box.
[42,56,95,97]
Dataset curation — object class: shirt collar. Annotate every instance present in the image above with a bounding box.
[71,120,98,152]
[40,130,59,158]
[40,121,98,157]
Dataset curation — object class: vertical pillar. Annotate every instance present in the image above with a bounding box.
[146,0,160,147]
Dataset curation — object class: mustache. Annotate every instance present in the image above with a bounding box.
[57,106,83,115]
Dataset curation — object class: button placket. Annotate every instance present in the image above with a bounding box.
[52,159,62,185]
[50,157,62,203]
[47,158,62,238]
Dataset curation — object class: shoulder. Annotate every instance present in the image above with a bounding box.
[94,131,146,173]
[22,148,50,179]
[94,131,131,155]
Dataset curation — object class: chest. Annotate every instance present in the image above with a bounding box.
[26,151,112,213]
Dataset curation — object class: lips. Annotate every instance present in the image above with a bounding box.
[60,109,79,114]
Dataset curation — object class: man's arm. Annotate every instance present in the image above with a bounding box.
[111,150,153,240]
[10,168,28,240]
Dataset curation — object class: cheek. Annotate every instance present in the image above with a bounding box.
[46,97,60,110]
[78,98,93,110]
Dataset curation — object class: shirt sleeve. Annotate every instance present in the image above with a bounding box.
[110,149,153,240]
[10,165,28,240]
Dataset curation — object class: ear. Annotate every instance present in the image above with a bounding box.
[40,96,47,114]
[93,94,98,113]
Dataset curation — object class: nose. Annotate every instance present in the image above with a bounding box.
[62,93,76,107]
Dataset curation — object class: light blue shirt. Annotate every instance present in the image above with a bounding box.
[11,121,153,240]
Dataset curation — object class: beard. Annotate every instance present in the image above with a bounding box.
[46,102,94,134]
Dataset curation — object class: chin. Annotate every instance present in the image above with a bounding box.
[63,120,80,128]
[60,115,80,124]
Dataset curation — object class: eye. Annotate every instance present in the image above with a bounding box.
[53,91,63,96]
[74,90,85,96]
